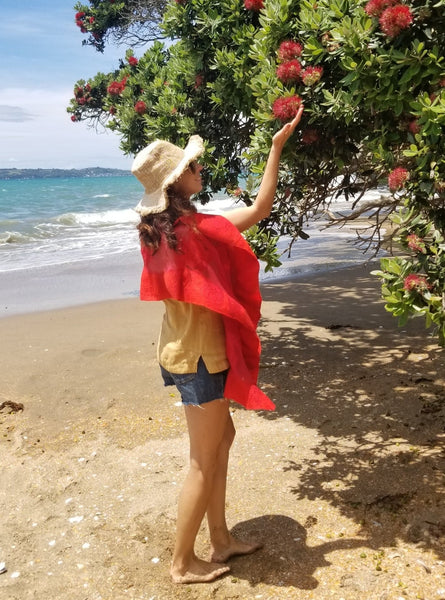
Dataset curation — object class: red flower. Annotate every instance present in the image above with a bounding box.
[70,114,79,122]
[388,167,409,191]
[301,66,323,86]
[406,233,426,253]
[379,4,413,37]
[128,56,138,66]
[272,96,302,122]
[364,0,397,17]
[89,16,95,24]
[194,74,204,89]
[277,41,303,61]
[276,60,302,82]
[109,106,117,115]
[75,11,85,19]
[408,119,420,134]
[107,76,128,96]
[302,129,319,144]
[403,274,431,292]
[244,0,264,10]
[134,101,147,115]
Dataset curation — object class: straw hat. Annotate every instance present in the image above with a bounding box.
[132,135,204,216]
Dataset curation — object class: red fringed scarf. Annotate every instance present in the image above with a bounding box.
[139,213,275,411]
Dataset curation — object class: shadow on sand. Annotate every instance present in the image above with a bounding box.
[254,266,445,564]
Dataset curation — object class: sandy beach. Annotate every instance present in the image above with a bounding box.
[1,263,445,600]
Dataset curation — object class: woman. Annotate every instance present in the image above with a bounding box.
[132,106,303,584]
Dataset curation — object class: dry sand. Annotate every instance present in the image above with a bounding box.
[1,264,444,600]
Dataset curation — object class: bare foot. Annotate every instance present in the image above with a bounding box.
[170,556,230,584]
[210,535,263,563]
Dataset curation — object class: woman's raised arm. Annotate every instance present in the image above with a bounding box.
[224,105,304,232]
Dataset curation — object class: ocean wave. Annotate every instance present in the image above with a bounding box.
[56,208,139,227]
[0,230,36,244]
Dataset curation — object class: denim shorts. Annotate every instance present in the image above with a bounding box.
[160,357,228,406]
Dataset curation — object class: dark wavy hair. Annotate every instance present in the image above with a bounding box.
[137,187,197,252]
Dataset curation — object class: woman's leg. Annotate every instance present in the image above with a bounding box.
[170,398,232,584]
[206,414,263,563]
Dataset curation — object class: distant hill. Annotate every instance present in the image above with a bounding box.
[0,167,131,180]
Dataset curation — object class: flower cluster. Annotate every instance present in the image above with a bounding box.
[194,74,204,89]
[406,233,426,253]
[364,0,397,17]
[301,66,323,86]
[388,166,409,191]
[272,96,303,122]
[403,273,431,292]
[75,11,87,33]
[273,38,323,121]
[277,41,303,61]
[276,60,302,83]
[75,11,94,33]
[73,83,93,106]
[380,4,413,37]
[244,0,264,10]
[301,129,319,144]
[128,56,138,67]
[407,118,420,134]
[365,0,414,37]
[107,76,128,96]
[134,101,147,115]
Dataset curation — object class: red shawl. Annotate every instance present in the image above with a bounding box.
[139,212,275,411]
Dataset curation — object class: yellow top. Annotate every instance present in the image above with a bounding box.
[158,299,229,374]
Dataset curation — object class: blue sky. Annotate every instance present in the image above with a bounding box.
[0,0,141,169]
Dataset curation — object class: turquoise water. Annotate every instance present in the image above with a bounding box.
[0,176,145,272]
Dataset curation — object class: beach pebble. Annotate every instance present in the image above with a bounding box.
[68,516,84,524]
[0,562,6,575]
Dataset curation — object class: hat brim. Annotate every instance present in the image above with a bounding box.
[134,135,204,216]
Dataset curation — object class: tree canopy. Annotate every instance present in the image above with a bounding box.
[68,0,445,345]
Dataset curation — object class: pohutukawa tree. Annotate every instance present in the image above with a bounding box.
[68,0,445,345]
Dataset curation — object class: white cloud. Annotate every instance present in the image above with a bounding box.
[0,87,133,170]
[0,105,36,122]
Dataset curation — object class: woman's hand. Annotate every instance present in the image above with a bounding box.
[272,105,304,150]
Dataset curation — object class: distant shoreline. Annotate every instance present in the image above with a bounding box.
[0,167,131,180]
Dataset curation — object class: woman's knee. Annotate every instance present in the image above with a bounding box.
[189,456,218,482]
